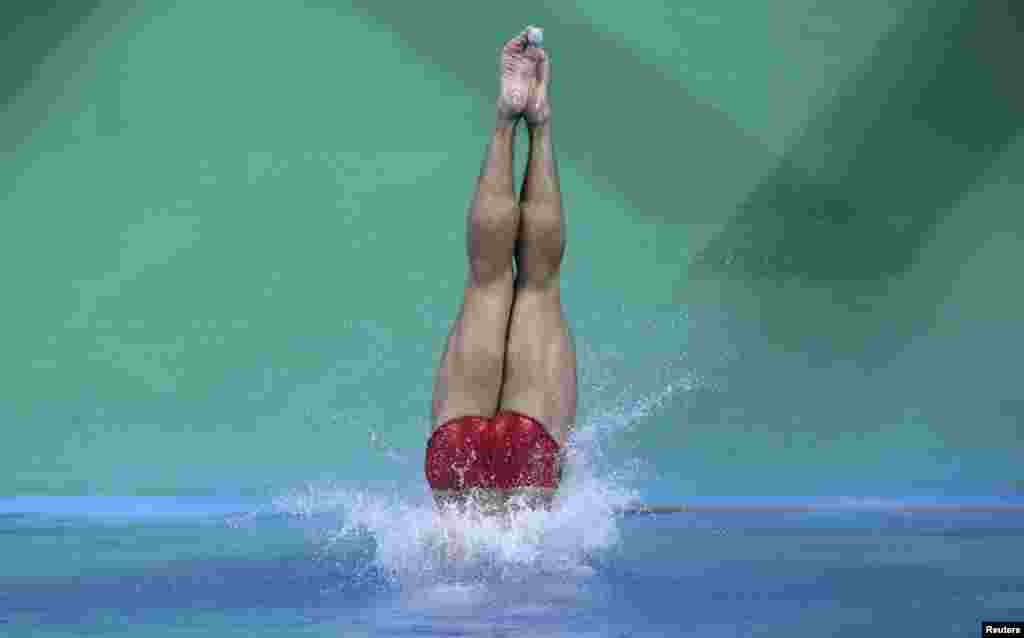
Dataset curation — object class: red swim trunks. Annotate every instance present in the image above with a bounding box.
[425,411,561,490]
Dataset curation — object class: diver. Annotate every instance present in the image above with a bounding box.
[425,27,576,514]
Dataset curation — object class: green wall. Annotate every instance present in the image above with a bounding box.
[2,0,1020,498]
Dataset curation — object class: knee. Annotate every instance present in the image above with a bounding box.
[470,257,515,287]
[468,260,515,293]
[514,236,565,287]
[516,204,565,285]
[468,207,518,285]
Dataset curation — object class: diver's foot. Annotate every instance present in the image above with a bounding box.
[497,26,546,124]
[522,27,551,128]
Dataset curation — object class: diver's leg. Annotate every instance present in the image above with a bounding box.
[430,29,537,430]
[498,47,578,446]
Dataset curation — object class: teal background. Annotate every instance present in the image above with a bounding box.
[2,0,1021,499]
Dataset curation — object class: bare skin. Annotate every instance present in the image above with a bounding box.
[430,27,576,514]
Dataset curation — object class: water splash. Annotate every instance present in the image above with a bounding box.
[271,308,709,589]
[272,387,692,589]
[273,425,639,589]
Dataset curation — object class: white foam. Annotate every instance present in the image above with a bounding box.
[273,433,639,586]
[272,309,708,587]
[272,384,669,587]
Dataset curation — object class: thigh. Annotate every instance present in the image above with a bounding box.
[431,275,516,430]
[497,284,577,445]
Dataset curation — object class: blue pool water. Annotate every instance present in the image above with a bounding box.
[2,492,1021,637]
